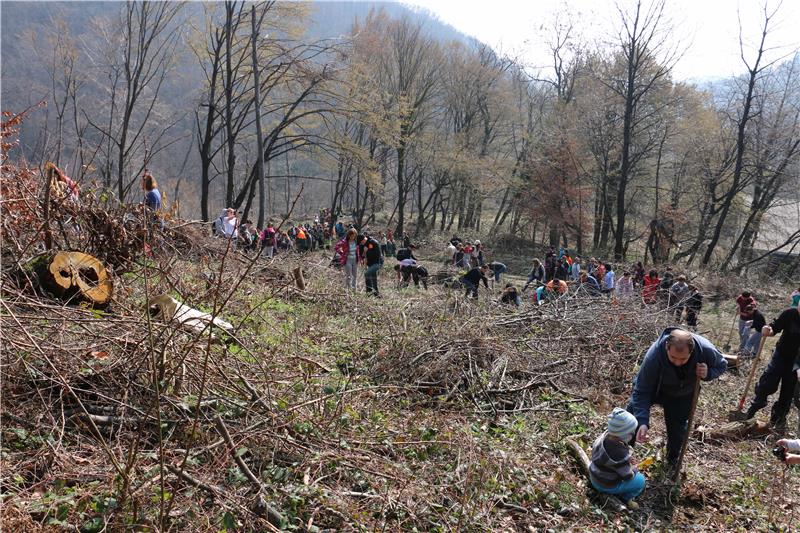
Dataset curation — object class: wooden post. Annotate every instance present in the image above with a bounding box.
[292,266,305,291]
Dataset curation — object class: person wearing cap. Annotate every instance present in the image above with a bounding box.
[628,328,727,466]
[744,298,800,431]
[589,407,645,508]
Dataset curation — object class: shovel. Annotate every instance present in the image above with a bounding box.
[728,334,767,421]
[672,379,701,483]
[722,312,737,352]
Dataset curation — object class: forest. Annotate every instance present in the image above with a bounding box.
[1,0,798,267]
[2,1,800,532]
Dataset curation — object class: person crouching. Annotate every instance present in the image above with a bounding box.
[589,408,646,509]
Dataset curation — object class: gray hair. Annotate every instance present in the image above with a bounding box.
[666,329,695,352]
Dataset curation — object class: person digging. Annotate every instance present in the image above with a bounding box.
[627,328,728,473]
[739,299,800,432]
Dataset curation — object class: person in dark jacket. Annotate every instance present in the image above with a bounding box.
[500,284,521,306]
[359,234,383,296]
[684,285,703,330]
[578,272,602,296]
[744,301,800,430]
[523,259,546,291]
[628,328,727,465]
[395,245,417,262]
[589,408,645,508]
[461,265,489,299]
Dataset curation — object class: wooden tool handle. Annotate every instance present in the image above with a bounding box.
[738,334,767,409]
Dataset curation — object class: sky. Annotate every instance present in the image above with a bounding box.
[406,0,800,81]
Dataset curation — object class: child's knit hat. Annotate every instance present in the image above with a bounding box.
[607,407,638,439]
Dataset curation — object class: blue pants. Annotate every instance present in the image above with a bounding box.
[364,263,381,295]
[591,472,646,502]
[743,331,761,357]
[738,319,751,352]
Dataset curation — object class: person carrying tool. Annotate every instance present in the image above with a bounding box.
[743,299,800,431]
[627,328,727,467]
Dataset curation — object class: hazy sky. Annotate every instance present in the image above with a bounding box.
[406,0,800,81]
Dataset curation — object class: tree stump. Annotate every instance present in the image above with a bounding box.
[28,251,113,307]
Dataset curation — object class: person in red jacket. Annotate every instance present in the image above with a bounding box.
[334,228,361,290]
[642,270,660,305]
[736,291,757,353]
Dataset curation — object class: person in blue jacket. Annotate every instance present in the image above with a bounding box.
[627,328,727,466]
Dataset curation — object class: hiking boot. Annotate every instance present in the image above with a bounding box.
[770,417,787,434]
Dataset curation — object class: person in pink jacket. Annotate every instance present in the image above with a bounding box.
[334,228,361,289]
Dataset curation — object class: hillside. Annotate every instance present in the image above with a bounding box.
[2,150,798,531]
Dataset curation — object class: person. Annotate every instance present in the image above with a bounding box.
[335,228,361,290]
[500,283,521,306]
[658,268,674,308]
[571,257,582,282]
[741,304,766,358]
[473,240,485,266]
[685,285,703,331]
[578,272,602,296]
[633,262,645,287]
[776,438,800,465]
[335,221,345,240]
[545,279,568,299]
[360,233,383,297]
[628,328,727,466]
[260,222,276,258]
[395,245,417,262]
[616,272,634,299]
[545,247,557,280]
[524,259,546,291]
[386,230,396,257]
[142,171,161,211]
[602,263,616,295]
[736,291,758,353]
[395,261,429,290]
[221,208,238,240]
[589,408,646,509]
[790,287,800,308]
[596,261,606,283]
[461,264,489,299]
[449,234,462,247]
[446,241,457,265]
[555,257,571,281]
[295,226,309,252]
[402,233,411,249]
[744,299,800,431]
[669,275,690,321]
[642,270,660,305]
[487,261,507,283]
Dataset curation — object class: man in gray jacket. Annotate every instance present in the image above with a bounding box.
[627,328,727,466]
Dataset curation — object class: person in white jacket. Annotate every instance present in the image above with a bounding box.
[777,438,800,465]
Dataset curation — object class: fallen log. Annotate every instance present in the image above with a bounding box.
[25,251,113,307]
[149,294,234,337]
[693,419,769,442]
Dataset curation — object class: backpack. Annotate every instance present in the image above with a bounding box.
[396,248,412,261]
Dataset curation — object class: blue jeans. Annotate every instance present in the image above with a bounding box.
[364,263,381,295]
[743,331,761,357]
[591,472,646,502]
[738,319,751,351]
